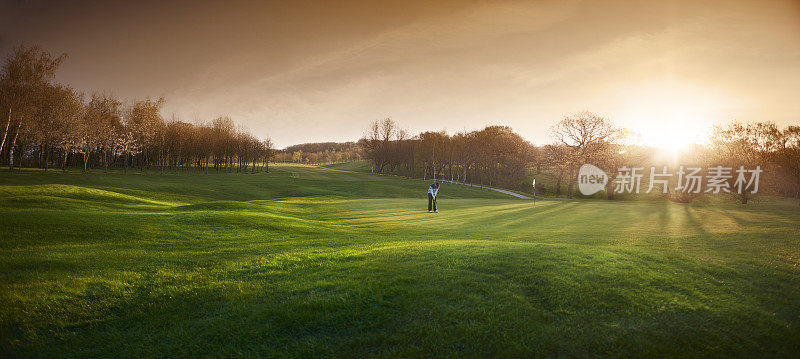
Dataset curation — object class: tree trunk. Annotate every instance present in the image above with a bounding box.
[8,116,22,171]
[796,176,800,203]
[555,174,562,197]
[448,162,453,180]
[567,167,575,198]
[37,143,43,168]
[606,180,615,200]
[17,143,24,172]
[44,144,49,172]
[62,151,68,171]
[0,103,12,156]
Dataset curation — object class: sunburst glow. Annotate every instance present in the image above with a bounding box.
[618,82,720,151]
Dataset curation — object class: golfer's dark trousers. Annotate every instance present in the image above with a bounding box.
[428,193,437,211]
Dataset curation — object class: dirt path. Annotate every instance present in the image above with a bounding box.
[437,179,533,199]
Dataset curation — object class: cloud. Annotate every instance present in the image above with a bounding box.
[3,0,799,147]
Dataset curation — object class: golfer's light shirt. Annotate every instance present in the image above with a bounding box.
[428,185,439,197]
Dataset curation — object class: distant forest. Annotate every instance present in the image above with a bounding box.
[275,142,362,164]
[359,117,799,204]
[2,45,799,204]
[1,45,275,174]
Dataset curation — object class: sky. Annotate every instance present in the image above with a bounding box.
[1,0,799,148]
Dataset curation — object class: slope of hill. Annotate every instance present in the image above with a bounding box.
[325,160,373,173]
[1,164,799,357]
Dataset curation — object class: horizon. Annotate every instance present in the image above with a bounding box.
[3,1,800,356]
[2,0,799,148]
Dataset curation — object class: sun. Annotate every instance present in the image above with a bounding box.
[634,110,709,151]
[617,82,719,152]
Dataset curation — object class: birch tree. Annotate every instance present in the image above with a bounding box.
[0,45,66,170]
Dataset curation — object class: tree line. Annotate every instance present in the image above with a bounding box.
[4,44,797,203]
[361,113,800,204]
[359,118,538,189]
[0,45,275,174]
[546,112,799,203]
[274,142,362,164]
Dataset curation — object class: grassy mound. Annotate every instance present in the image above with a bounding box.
[1,164,798,356]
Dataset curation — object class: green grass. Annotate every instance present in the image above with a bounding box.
[1,164,799,357]
[324,161,374,173]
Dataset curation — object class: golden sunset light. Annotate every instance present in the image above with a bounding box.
[2,0,799,147]
[2,0,799,357]
[618,81,725,150]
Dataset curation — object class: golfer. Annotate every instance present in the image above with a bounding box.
[428,182,440,213]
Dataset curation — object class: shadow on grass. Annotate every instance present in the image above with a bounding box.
[4,241,799,357]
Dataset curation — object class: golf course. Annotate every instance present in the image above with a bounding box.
[1,163,799,357]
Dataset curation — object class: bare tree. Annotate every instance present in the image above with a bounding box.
[549,111,620,197]
[361,118,399,173]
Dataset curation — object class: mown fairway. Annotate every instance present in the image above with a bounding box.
[1,164,799,357]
